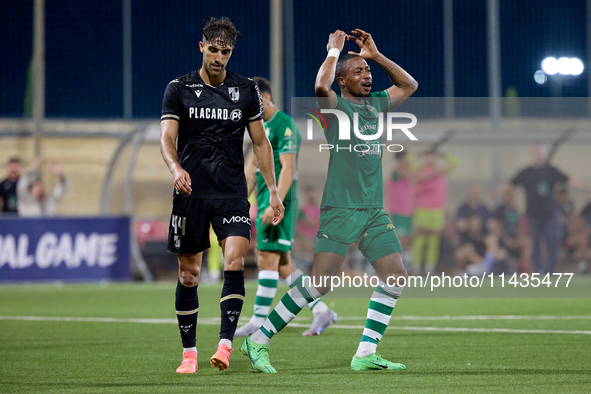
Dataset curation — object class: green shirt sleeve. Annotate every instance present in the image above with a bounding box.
[370,90,391,113]
[277,118,299,156]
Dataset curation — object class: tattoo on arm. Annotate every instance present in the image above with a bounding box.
[382,58,402,84]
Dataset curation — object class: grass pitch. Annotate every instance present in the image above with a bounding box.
[0,281,590,393]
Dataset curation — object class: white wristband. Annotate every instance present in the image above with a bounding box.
[327,48,340,59]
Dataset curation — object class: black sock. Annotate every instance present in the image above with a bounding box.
[175,280,198,349]
[219,270,245,343]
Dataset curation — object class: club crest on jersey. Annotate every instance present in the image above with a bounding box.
[174,235,181,249]
[367,105,379,117]
[228,87,240,102]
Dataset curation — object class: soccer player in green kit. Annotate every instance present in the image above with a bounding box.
[235,77,337,338]
[242,29,418,372]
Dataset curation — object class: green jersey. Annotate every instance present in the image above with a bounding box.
[320,90,390,209]
[256,109,301,208]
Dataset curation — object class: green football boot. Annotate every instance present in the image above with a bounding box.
[240,336,277,373]
[351,353,406,371]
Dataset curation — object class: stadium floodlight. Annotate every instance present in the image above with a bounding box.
[542,56,584,76]
[569,58,584,76]
[542,57,558,75]
[557,57,571,75]
[534,70,547,84]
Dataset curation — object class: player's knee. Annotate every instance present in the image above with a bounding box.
[177,254,201,286]
[224,257,244,271]
[179,268,200,287]
[257,251,280,271]
[394,266,408,281]
[381,263,407,284]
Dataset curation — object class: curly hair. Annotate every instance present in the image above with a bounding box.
[202,17,240,47]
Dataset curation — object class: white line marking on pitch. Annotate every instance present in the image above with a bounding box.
[1,315,590,335]
[286,323,591,335]
[338,315,591,321]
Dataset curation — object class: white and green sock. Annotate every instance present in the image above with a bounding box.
[288,268,329,314]
[308,298,329,315]
[251,279,321,345]
[249,270,279,327]
[356,282,403,357]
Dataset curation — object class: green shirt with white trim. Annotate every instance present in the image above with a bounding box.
[320,90,390,209]
[256,109,301,209]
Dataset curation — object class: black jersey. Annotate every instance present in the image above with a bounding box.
[161,70,263,199]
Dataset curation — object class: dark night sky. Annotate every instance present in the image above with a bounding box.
[0,0,587,118]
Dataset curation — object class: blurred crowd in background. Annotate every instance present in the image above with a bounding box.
[291,144,591,279]
[3,141,591,280]
[0,157,67,218]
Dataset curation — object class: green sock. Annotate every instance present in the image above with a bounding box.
[356,283,403,357]
[425,235,440,272]
[289,268,327,313]
[249,270,278,326]
[252,279,320,345]
[412,235,426,269]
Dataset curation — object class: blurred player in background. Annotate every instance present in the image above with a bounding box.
[236,77,336,338]
[296,186,322,260]
[495,143,590,274]
[242,28,417,373]
[386,151,415,264]
[0,158,21,215]
[160,17,284,374]
[412,149,459,275]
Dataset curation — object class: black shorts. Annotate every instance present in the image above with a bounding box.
[167,197,251,254]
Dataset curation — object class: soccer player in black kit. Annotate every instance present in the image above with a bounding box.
[160,17,284,374]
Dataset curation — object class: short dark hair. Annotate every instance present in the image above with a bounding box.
[202,17,240,47]
[253,76,272,98]
[8,157,20,164]
[336,54,361,79]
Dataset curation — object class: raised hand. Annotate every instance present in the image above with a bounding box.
[348,29,380,60]
[327,30,348,53]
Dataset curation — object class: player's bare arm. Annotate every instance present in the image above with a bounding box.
[315,30,348,109]
[247,119,285,225]
[245,152,258,197]
[348,28,418,109]
[260,152,294,226]
[160,119,192,196]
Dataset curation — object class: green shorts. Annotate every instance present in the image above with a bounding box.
[391,214,412,237]
[413,208,446,232]
[315,207,402,264]
[256,201,299,252]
